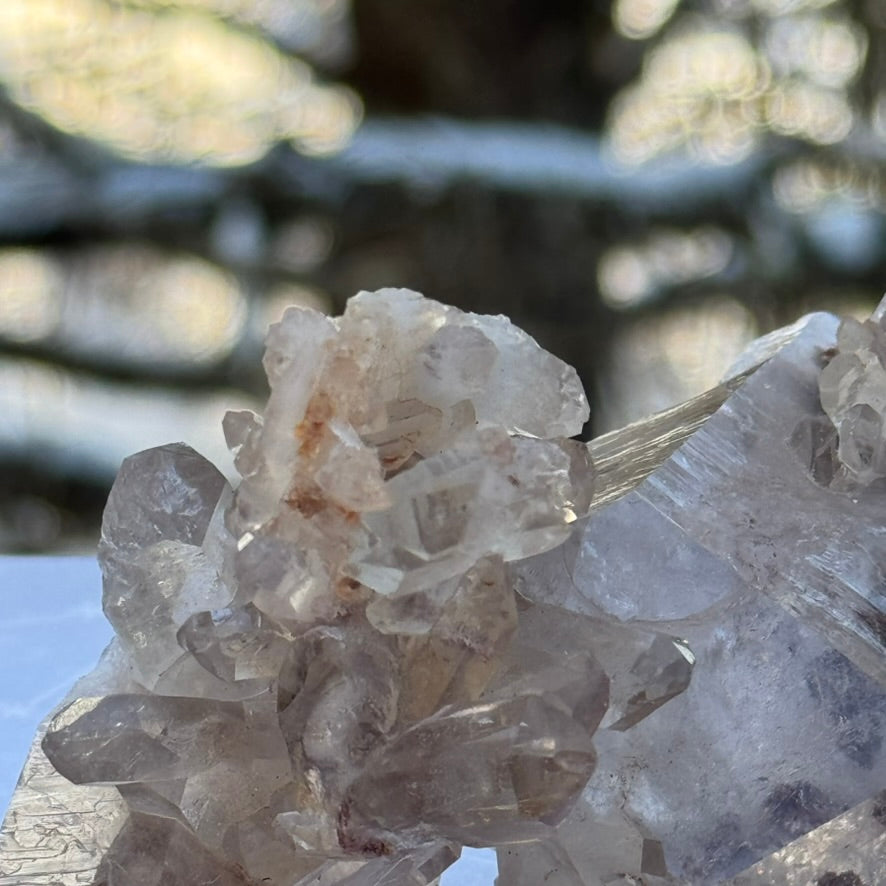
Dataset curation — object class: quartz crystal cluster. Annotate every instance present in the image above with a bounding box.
[25,290,695,885]
[2,290,885,886]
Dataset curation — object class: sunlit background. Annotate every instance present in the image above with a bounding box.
[1,0,885,551]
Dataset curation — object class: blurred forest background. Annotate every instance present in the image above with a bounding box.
[0,0,883,552]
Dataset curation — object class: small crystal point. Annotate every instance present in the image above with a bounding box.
[92,811,254,886]
[99,443,232,684]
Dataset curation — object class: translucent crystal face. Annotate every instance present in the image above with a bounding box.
[511,310,886,884]
[35,289,697,884]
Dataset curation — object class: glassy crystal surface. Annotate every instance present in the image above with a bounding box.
[3,290,883,885]
[512,310,886,883]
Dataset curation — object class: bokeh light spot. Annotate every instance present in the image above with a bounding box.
[613,0,681,40]
[764,15,866,89]
[0,250,63,343]
[765,81,853,144]
[598,227,733,308]
[599,297,758,430]
[0,0,362,166]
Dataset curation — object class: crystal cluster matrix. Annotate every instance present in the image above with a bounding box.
[2,289,885,885]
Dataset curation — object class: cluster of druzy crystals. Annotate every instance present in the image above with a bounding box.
[40,290,694,885]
